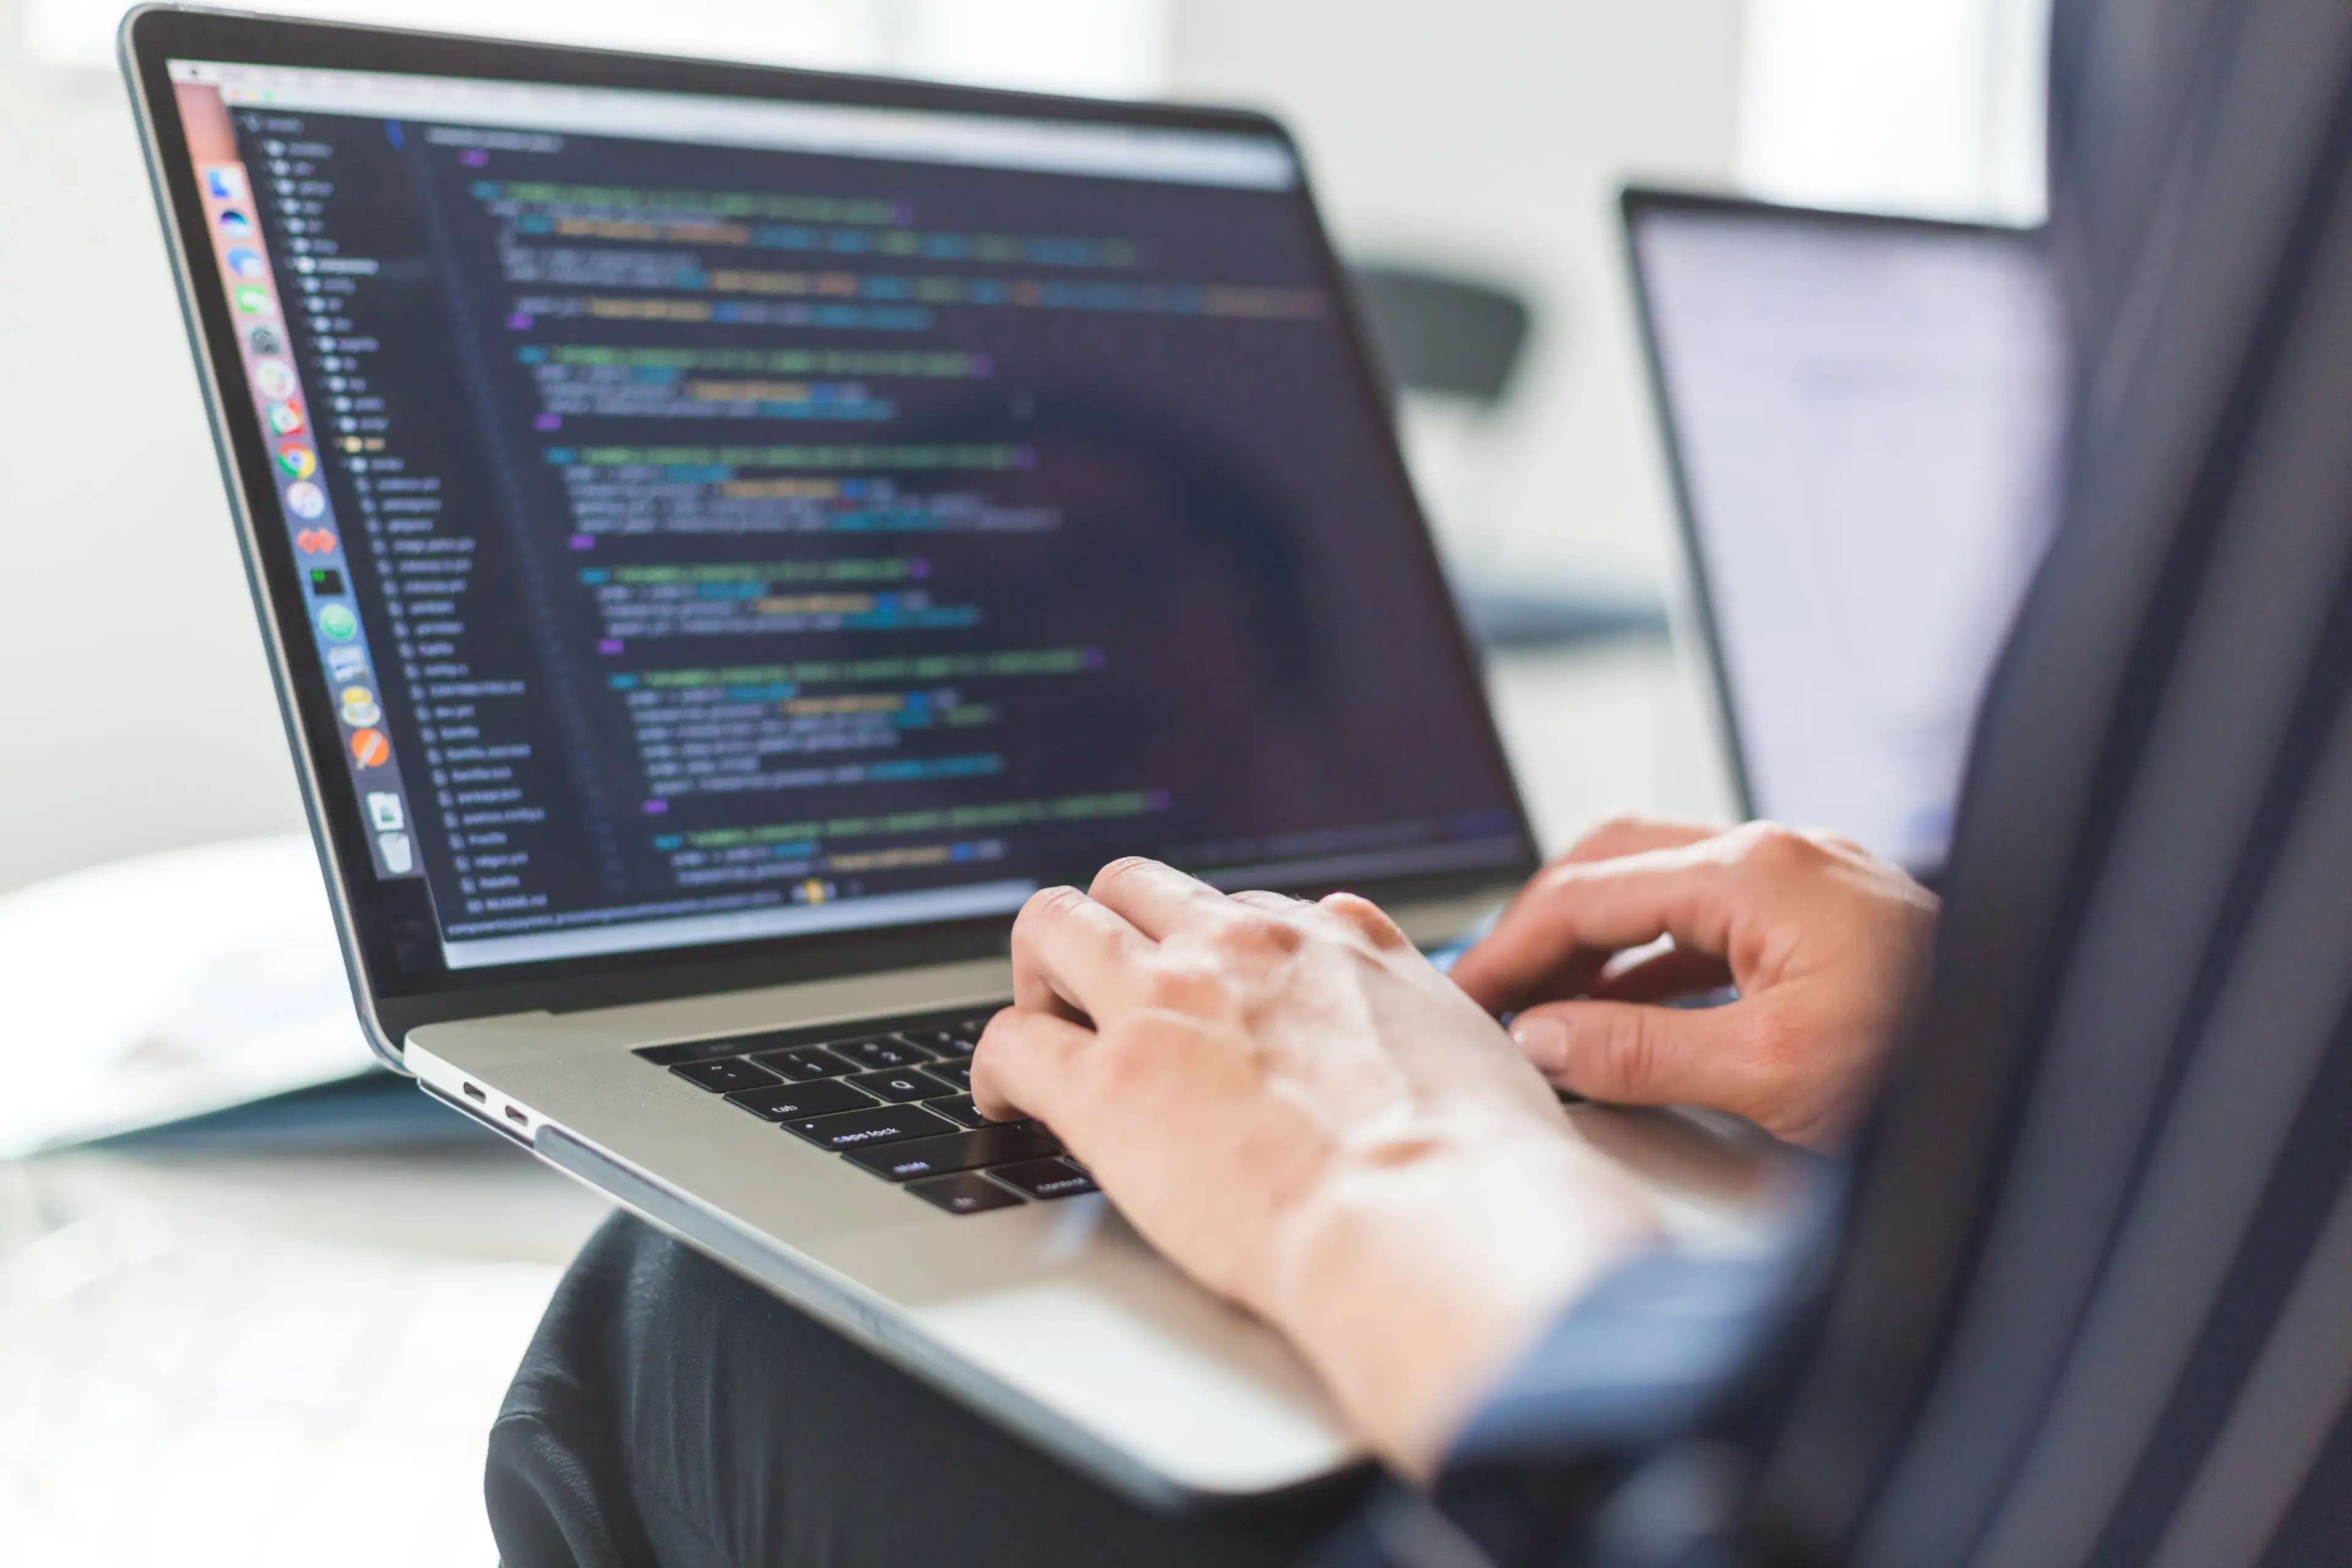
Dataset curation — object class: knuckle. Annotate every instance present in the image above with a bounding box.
[1007,897,1054,949]
[1139,959,1224,1013]
[1591,813,1654,845]
[1017,884,1086,925]
[1215,910,1305,958]
[1599,1008,1658,1092]
[1734,821,1814,870]
[1091,856,1156,891]
[1320,891,1408,948]
[1009,888,1084,954]
[1803,826,1868,858]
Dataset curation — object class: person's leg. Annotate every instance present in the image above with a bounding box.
[487,1213,1373,1568]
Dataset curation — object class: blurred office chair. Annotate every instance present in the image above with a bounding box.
[1350,263,1668,650]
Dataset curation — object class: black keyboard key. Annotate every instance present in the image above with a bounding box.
[908,1172,1025,1215]
[848,1068,959,1104]
[671,1057,782,1093]
[989,1158,1099,1200]
[785,1103,957,1151]
[929,1102,1052,1142]
[638,1033,775,1067]
[726,1079,877,1121]
[834,1035,935,1069]
[845,1125,1060,1183]
[922,1061,973,1093]
[927,1096,1019,1130]
[750,1047,858,1081]
[907,1028,980,1058]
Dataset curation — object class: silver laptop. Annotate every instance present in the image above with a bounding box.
[124,7,1537,1504]
[1623,189,2068,878]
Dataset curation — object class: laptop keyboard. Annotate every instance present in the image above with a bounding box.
[635,1009,1096,1215]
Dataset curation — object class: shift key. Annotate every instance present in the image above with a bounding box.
[786,1103,956,1152]
[845,1125,1060,1182]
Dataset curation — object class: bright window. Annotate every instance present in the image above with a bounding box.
[29,0,1172,97]
[1738,0,2051,223]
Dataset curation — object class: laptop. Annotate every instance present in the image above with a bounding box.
[123,7,1542,1503]
[1622,188,2068,878]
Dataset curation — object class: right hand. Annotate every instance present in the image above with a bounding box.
[1447,818,1939,1151]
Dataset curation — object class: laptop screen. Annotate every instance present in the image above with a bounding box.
[1627,197,2067,873]
[165,59,1526,973]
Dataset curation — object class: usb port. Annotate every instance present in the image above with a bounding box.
[463,1082,487,1103]
[505,1105,529,1127]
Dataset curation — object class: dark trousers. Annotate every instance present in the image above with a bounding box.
[486,1213,1374,1568]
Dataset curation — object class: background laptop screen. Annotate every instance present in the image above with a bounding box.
[167,61,1526,971]
[1629,198,2067,872]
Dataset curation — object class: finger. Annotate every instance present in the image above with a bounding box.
[1446,824,1723,1009]
[1319,890,1411,949]
[1468,818,1731,1001]
[1505,998,1751,1110]
[1009,885,1153,1023]
[1449,846,1746,1016]
[1224,887,1404,954]
[971,1007,1093,1124]
[1589,943,1736,1003]
[1797,826,1869,858]
[1088,856,1240,940]
[1555,816,1724,867]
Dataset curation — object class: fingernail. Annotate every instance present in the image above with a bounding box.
[1510,1014,1572,1071]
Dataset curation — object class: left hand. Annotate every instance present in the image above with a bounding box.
[1449,817,1937,1150]
[972,858,1657,1475]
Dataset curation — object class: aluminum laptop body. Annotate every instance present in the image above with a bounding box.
[124,7,1543,1503]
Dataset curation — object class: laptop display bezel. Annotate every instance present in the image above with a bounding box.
[123,6,1538,1057]
[1618,185,2046,861]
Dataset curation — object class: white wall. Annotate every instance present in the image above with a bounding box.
[29,0,1175,96]
[1738,0,2050,222]
[1168,0,1745,592]
[0,0,1744,894]
[0,7,307,895]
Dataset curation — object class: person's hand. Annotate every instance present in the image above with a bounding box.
[971,858,1658,1476]
[1449,818,1939,1151]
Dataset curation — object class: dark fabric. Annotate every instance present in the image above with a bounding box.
[486,1212,1371,1568]
[1412,1244,1820,1568]
[1745,0,2352,1562]
[1446,1245,1816,1470]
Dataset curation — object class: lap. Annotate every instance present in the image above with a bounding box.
[486,1213,1371,1568]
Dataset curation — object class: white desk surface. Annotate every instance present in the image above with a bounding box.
[0,641,1746,1566]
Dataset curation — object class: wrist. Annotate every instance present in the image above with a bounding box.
[1256,1126,1657,1476]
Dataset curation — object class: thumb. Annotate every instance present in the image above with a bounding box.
[1507,999,1743,1110]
